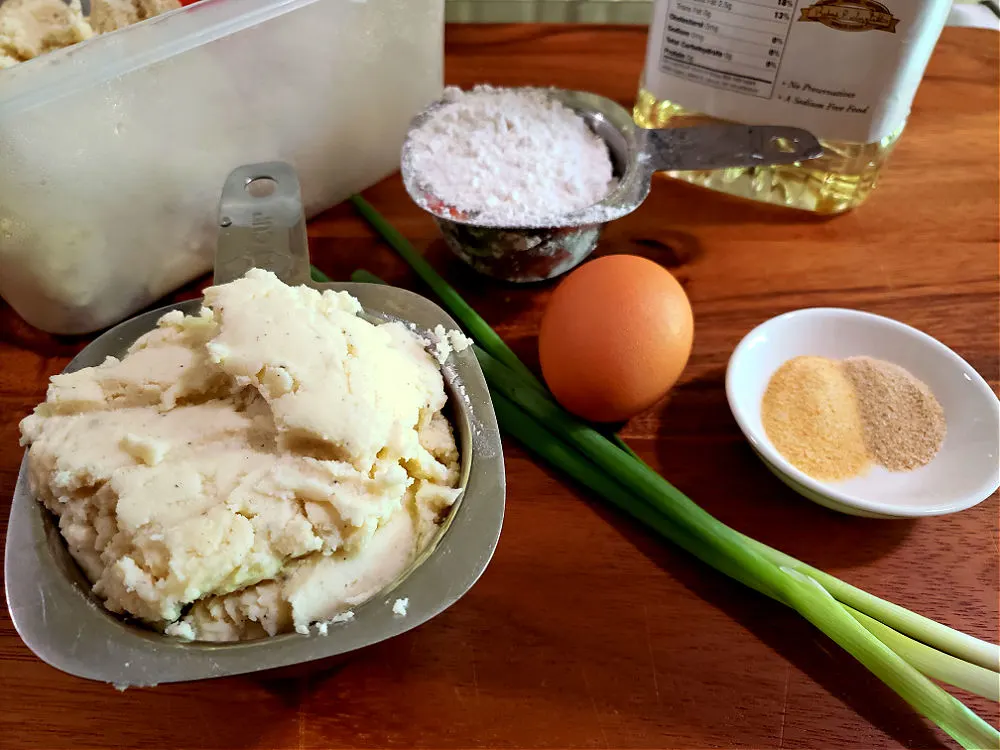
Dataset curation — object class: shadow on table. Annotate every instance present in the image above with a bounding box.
[0,299,89,359]
[0,273,207,359]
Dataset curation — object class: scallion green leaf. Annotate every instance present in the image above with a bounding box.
[350,195,537,383]
[310,265,331,283]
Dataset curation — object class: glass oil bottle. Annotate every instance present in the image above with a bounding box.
[634,0,952,213]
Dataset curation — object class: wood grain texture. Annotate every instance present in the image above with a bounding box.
[1,24,997,750]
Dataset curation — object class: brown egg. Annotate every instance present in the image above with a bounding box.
[538,254,694,423]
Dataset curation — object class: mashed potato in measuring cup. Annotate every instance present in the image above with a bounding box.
[19,270,464,641]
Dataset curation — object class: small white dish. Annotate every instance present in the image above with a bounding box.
[726,308,1000,518]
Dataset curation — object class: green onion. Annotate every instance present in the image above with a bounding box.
[741,536,1000,673]
[346,204,998,671]
[350,195,536,383]
[471,335,998,667]
[846,607,999,702]
[490,381,998,703]
[476,329,1000,686]
[350,268,387,286]
[349,195,999,747]
[489,381,998,748]
[310,265,331,283]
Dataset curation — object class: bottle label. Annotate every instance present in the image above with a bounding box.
[642,0,950,143]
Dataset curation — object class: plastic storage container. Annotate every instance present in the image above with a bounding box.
[0,0,444,334]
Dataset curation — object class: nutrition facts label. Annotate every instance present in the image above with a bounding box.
[658,0,796,99]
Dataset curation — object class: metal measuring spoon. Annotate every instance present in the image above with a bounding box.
[401,88,822,283]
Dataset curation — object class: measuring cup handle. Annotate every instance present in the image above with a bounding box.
[214,162,312,287]
[642,124,823,173]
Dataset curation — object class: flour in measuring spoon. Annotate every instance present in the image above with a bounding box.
[406,85,615,226]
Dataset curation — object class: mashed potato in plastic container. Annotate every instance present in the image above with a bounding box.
[0,0,443,334]
[19,270,463,641]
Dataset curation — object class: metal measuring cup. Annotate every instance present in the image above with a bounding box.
[6,162,505,685]
[401,88,823,283]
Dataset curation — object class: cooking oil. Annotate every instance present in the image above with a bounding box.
[636,0,951,214]
[634,89,902,214]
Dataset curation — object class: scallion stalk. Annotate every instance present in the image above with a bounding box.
[345,217,998,673]
[348,196,1000,747]
[742,537,999,673]
[350,268,387,286]
[310,265,331,283]
[350,195,537,383]
[476,342,999,672]
[489,385,999,748]
[489,384,998,701]
[846,607,1000,702]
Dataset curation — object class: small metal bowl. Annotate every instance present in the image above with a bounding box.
[431,220,607,283]
[401,88,821,283]
[4,164,506,686]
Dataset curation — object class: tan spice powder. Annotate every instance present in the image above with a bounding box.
[843,356,946,471]
[761,356,871,481]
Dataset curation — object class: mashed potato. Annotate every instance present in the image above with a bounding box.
[0,0,180,67]
[19,269,462,641]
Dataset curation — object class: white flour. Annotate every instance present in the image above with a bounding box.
[406,85,614,226]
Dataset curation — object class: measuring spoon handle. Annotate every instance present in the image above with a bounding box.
[642,124,823,172]
[214,162,312,288]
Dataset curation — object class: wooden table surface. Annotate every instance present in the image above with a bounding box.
[1,24,997,750]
